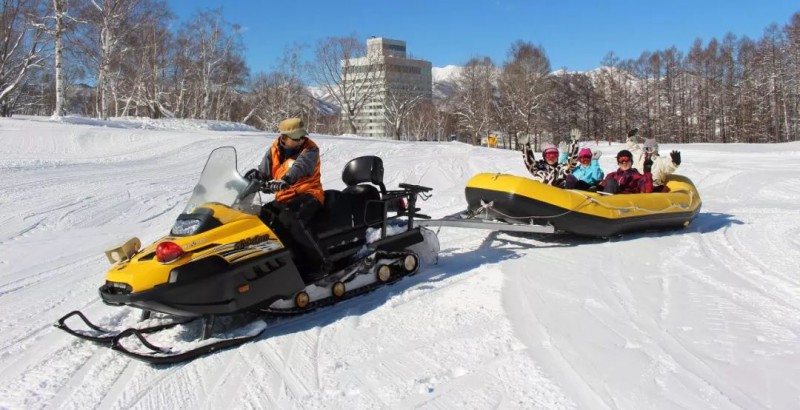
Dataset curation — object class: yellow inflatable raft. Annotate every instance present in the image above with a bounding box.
[464,173,701,237]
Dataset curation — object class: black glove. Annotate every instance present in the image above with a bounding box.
[628,128,639,137]
[244,169,262,181]
[670,150,681,166]
[265,179,289,193]
[643,158,653,173]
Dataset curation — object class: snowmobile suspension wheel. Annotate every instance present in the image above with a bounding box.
[295,291,310,309]
[376,264,393,283]
[332,282,346,298]
[402,254,418,273]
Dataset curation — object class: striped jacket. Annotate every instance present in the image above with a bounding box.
[522,144,572,187]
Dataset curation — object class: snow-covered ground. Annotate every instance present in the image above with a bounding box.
[1,115,799,409]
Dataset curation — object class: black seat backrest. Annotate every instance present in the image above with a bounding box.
[341,156,385,227]
[342,156,386,194]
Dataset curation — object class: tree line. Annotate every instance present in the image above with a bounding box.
[1,0,798,144]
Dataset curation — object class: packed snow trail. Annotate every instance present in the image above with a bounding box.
[1,116,798,409]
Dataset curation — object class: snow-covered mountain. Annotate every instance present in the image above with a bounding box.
[432,65,463,83]
[306,85,341,116]
[1,115,798,409]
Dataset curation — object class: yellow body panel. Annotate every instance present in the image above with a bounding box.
[105,204,281,293]
[466,173,702,219]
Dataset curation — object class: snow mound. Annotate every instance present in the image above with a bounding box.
[50,115,259,132]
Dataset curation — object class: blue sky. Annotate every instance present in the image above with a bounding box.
[168,0,797,73]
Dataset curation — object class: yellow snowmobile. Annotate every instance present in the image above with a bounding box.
[56,146,439,363]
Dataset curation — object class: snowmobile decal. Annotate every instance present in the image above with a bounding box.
[234,234,273,250]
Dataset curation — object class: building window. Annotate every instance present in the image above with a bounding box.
[384,44,405,53]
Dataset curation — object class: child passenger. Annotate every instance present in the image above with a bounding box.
[599,149,653,194]
[565,148,604,191]
[522,143,572,188]
[626,128,681,192]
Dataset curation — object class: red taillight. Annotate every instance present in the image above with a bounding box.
[156,241,184,263]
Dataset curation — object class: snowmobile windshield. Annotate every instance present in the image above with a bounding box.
[182,146,250,214]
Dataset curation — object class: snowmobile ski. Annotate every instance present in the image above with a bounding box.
[105,250,421,364]
[54,310,192,344]
[109,320,267,365]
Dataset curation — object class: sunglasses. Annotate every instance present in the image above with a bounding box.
[544,152,558,159]
[579,155,591,160]
[617,159,631,165]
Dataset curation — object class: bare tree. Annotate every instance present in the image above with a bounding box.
[454,56,496,145]
[170,9,246,120]
[382,86,424,139]
[244,45,307,128]
[404,100,437,140]
[119,1,173,118]
[81,0,141,118]
[308,35,379,134]
[785,12,800,140]
[68,0,166,119]
[0,0,48,117]
[498,41,552,148]
[50,0,66,116]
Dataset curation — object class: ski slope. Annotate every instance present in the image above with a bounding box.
[1,116,798,409]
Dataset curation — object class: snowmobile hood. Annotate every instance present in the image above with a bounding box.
[105,204,281,293]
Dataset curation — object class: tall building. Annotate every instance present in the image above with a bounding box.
[343,37,432,138]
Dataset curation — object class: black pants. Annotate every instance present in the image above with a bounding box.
[565,175,597,191]
[260,194,329,280]
[602,179,620,194]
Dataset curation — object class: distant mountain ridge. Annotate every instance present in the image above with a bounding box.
[305,65,633,113]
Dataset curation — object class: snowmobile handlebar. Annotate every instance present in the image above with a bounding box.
[238,179,268,199]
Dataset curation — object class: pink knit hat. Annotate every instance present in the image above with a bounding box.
[578,148,592,158]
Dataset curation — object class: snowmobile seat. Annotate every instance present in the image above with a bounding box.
[341,156,385,228]
[309,190,353,236]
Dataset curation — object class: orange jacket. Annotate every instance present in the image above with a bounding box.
[261,137,324,204]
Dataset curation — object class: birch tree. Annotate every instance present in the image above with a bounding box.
[0,0,48,117]
[173,9,246,120]
[50,0,66,116]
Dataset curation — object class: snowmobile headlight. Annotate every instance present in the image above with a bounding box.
[171,218,202,236]
[103,281,132,294]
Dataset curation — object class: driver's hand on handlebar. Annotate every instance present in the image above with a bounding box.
[244,168,263,182]
[263,179,289,193]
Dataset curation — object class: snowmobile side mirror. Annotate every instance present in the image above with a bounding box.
[104,237,141,264]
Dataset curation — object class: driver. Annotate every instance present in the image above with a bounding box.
[244,117,330,282]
